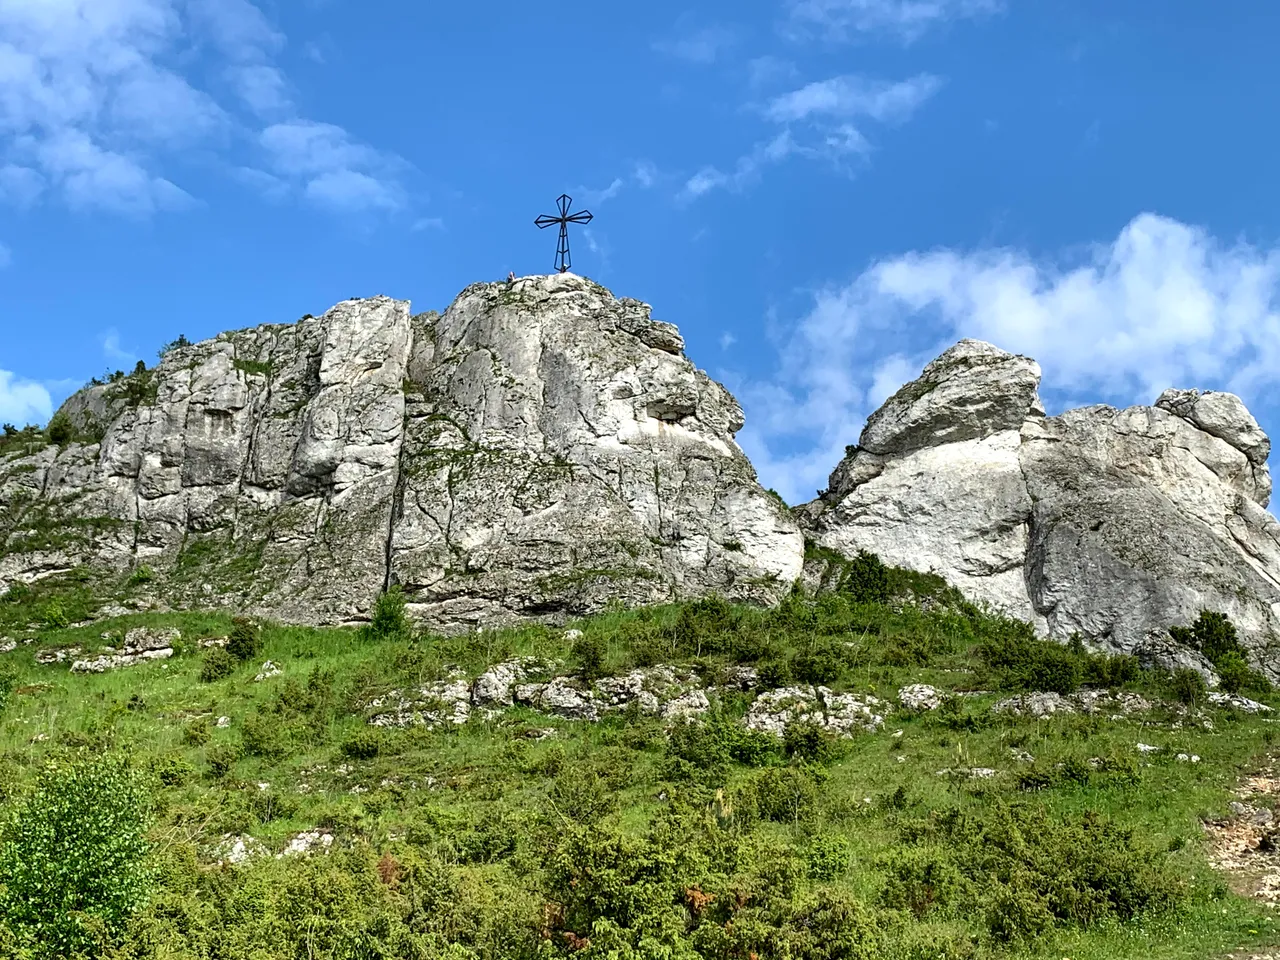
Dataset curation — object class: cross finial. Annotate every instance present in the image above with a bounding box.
[534,193,593,273]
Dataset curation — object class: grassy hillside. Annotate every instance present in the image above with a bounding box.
[0,560,1278,959]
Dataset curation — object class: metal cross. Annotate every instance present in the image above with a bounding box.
[534,194,593,274]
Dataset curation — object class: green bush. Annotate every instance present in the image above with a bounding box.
[842,550,890,604]
[784,721,837,765]
[1167,667,1207,706]
[792,640,848,685]
[45,412,74,446]
[979,631,1081,694]
[340,729,383,760]
[1215,650,1272,696]
[879,847,965,918]
[571,635,607,680]
[199,647,235,683]
[226,616,262,662]
[0,754,153,958]
[0,665,15,713]
[361,586,411,643]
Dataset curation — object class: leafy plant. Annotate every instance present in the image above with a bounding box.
[361,586,411,643]
[0,754,153,958]
[226,616,262,663]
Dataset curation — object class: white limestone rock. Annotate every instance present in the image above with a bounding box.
[0,277,804,632]
[805,339,1280,678]
[898,684,944,711]
[744,686,887,738]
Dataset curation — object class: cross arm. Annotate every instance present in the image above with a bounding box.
[565,211,594,224]
[534,215,563,228]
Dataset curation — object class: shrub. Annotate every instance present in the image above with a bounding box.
[0,666,15,713]
[226,617,262,663]
[199,647,235,683]
[1084,652,1141,688]
[572,635,607,681]
[784,721,837,765]
[0,754,153,958]
[1215,651,1272,696]
[742,766,822,823]
[792,640,848,685]
[206,743,239,779]
[362,586,411,643]
[979,631,1081,694]
[841,550,890,605]
[45,412,73,446]
[879,847,965,918]
[1167,667,1207,706]
[341,729,384,760]
[806,835,851,881]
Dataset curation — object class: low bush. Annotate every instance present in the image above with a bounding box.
[361,586,411,643]
[226,616,262,662]
[1168,667,1208,706]
[979,630,1082,694]
[199,647,235,683]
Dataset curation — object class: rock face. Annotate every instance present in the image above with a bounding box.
[802,340,1280,677]
[0,274,802,630]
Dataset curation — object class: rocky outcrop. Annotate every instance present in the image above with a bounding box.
[0,274,802,630]
[802,340,1280,677]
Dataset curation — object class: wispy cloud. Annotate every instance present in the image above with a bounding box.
[785,0,1003,43]
[736,213,1280,502]
[682,71,940,200]
[0,243,10,269]
[763,73,943,123]
[653,18,740,64]
[258,121,406,213]
[0,0,414,219]
[575,162,660,206]
[101,329,139,367]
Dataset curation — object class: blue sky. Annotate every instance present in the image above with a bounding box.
[3,0,1280,503]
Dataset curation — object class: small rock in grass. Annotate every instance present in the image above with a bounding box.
[254,661,283,681]
[898,683,943,711]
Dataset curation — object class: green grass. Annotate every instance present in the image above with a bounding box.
[1,569,1279,958]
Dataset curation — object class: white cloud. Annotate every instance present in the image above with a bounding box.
[0,0,411,218]
[764,73,943,123]
[720,332,737,349]
[786,0,1003,43]
[653,21,738,64]
[0,370,52,426]
[684,72,937,201]
[738,213,1280,503]
[574,162,659,206]
[411,216,444,232]
[257,120,406,212]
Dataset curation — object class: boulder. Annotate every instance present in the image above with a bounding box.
[804,340,1280,677]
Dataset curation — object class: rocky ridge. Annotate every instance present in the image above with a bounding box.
[0,274,801,630]
[801,339,1280,677]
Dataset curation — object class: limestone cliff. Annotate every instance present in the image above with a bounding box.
[801,340,1280,677]
[0,274,803,629]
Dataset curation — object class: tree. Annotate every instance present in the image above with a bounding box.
[46,412,73,446]
[0,754,153,957]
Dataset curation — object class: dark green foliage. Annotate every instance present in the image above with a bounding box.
[979,629,1082,694]
[340,729,384,760]
[1170,610,1272,694]
[791,638,850,684]
[226,616,262,662]
[879,847,965,917]
[571,634,606,680]
[361,586,411,643]
[157,334,191,359]
[199,647,235,683]
[1084,651,1141,688]
[1168,667,1208,706]
[45,412,73,446]
[664,713,781,782]
[0,754,152,958]
[842,549,890,604]
[784,721,837,765]
[0,665,14,713]
[1217,651,1273,695]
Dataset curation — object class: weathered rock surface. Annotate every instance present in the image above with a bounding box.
[0,275,802,630]
[70,626,179,673]
[802,340,1280,677]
